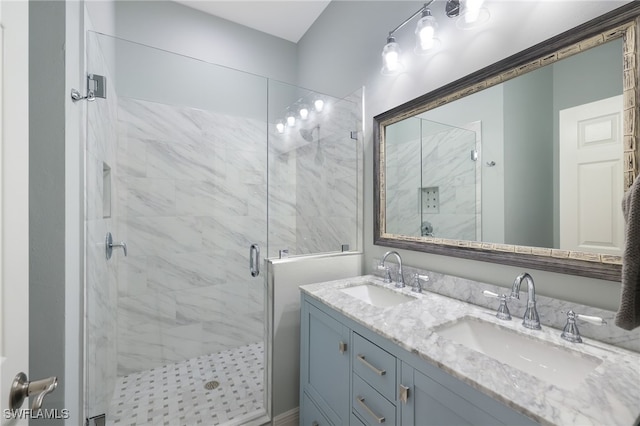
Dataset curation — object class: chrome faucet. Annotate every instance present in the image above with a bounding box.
[380,251,405,288]
[510,272,541,330]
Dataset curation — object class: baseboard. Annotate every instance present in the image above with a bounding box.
[273,407,299,426]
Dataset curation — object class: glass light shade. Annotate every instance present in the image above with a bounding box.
[286,114,296,127]
[466,0,485,11]
[314,99,324,112]
[381,38,404,76]
[299,106,309,120]
[276,120,285,134]
[415,13,439,54]
[457,7,490,29]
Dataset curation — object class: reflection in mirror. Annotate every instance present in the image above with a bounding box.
[374,4,639,281]
[385,38,623,254]
[386,118,480,241]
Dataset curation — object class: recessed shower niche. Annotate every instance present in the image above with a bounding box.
[420,186,440,213]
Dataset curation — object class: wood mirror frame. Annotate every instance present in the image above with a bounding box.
[373,3,640,282]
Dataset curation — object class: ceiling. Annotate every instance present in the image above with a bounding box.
[173,0,332,43]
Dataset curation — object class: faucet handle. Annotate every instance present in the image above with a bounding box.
[561,310,606,343]
[483,290,512,321]
[410,273,429,293]
[377,264,393,283]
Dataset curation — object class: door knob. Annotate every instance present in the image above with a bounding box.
[9,372,58,410]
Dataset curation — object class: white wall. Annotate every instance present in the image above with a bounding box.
[30,2,67,424]
[86,0,297,85]
[297,0,630,311]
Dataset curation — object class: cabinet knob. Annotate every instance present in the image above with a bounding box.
[338,341,347,354]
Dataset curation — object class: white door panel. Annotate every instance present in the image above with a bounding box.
[1,0,30,425]
[560,95,623,255]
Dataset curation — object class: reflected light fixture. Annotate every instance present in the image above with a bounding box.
[276,119,285,134]
[381,0,490,75]
[286,113,296,127]
[314,98,324,112]
[299,105,309,120]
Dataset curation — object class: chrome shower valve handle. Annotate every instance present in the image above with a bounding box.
[106,232,128,259]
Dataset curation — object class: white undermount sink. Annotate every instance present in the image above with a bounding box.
[340,283,415,308]
[435,317,602,390]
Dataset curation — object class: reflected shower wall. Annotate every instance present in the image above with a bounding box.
[385,117,479,240]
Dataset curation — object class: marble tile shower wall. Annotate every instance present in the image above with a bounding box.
[385,136,421,236]
[386,128,477,240]
[115,97,285,375]
[86,34,119,418]
[293,94,361,254]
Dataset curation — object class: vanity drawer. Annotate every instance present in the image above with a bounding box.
[353,332,396,401]
[353,374,396,425]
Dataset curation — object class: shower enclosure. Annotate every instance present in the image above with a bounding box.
[385,117,480,240]
[84,32,362,425]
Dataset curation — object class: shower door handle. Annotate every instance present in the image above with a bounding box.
[250,244,260,277]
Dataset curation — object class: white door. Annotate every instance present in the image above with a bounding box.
[1,1,30,424]
[559,95,624,256]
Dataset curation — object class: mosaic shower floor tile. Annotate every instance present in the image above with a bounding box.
[106,342,265,426]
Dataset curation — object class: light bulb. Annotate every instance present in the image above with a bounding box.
[314,99,324,112]
[415,10,438,54]
[299,106,309,120]
[381,36,404,75]
[276,120,285,134]
[286,114,295,127]
[466,0,485,11]
[462,0,489,25]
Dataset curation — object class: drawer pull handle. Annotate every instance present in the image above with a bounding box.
[312,422,319,426]
[356,396,385,423]
[357,354,386,376]
[339,341,347,354]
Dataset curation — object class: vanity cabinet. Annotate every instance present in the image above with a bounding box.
[300,294,538,426]
[300,301,350,425]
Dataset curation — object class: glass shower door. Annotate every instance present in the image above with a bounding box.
[85,32,270,426]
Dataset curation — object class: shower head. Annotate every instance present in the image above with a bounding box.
[300,125,320,142]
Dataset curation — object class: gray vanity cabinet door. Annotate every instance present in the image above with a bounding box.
[300,302,350,425]
[301,391,333,426]
[400,362,537,426]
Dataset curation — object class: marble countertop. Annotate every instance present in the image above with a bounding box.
[300,274,640,426]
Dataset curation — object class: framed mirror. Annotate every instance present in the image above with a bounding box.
[374,3,640,281]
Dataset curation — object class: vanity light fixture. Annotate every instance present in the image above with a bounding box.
[458,0,490,29]
[415,8,439,54]
[381,0,490,75]
[276,120,285,134]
